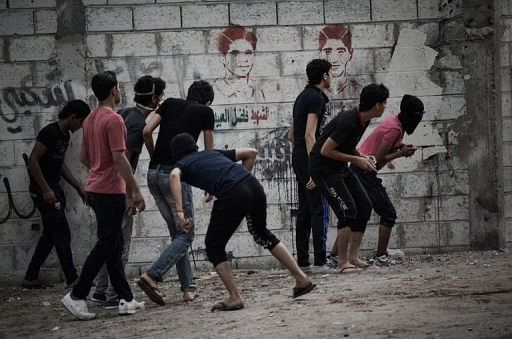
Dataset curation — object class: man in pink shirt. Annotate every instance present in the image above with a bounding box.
[61,71,146,320]
[351,94,424,266]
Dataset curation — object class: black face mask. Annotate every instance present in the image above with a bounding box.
[398,111,424,135]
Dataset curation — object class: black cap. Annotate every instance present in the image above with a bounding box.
[171,133,198,161]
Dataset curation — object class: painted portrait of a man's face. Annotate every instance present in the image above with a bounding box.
[318,25,353,94]
[218,26,257,79]
[225,38,255,78]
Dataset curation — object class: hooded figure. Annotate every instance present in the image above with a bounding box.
[171,133,199,161]
[398,95,425,135]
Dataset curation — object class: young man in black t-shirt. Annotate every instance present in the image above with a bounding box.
[137,81,215,305]
[166,133,315,311]
[309,84,389,273]
[91,75,166,309]
[23,100,91,288]
[289,59,334,274]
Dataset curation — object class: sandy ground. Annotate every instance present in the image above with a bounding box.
[1,250,512,338]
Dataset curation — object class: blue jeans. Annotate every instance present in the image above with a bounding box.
[146,167,196,292]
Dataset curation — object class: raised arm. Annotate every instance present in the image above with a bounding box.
[235,148,258,172]
[143,113,161,158]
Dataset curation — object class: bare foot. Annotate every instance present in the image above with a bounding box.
[350,257,369,269]
[183,290,199,302]
[294,277,313,290]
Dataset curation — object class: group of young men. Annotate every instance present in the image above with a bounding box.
[290,59,424,274]
[21,56,425,320]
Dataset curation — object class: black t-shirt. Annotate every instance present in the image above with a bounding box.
[150,98,215,167]
[309,109,369,177]
[292,84,329,150]
[176,149,250,198]
[119,107,145,172]
[31,121,70,187]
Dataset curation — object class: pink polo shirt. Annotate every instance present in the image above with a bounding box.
[81,107,127,194]
[358,114,404,157]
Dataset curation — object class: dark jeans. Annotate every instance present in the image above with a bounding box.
[205,176,280,267]
[24,182,78,285]
[292,148,328,267]
[312,170,372,232]
[351,165,397,228]
[72,193,133,301]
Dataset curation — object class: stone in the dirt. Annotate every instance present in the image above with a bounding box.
[42,301,50,307]
[388,249,405,261]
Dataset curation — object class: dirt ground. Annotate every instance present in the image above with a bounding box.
[1,250,512,339]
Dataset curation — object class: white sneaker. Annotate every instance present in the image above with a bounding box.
[119,298,145,315]
[310,265,338,274]
[61,292,96,320]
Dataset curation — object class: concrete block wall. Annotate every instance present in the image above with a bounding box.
[0,0,507,283]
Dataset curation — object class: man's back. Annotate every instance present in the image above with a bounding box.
[151,98,214,166]
[82,107,127,194]
[292,85,328,150]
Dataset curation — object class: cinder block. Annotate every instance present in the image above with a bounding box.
[372,0,417,21]
[0,0,6,8]
[9,0,55,8]
[278,1,323,26]
[0,141,15,166]
[0,10,34,35]
[230,2,277,26]
[0,246,14,270]
[348,23,395,48]
[505,167,512,193]
[504,118,512,142]
[503,18,512,42]
[324,0,370,23]
[182,4,228,28]
[505,218,512,244]
[504,193,512,218]
[83,0,107,5]
[439,221,470,247]
[108,0,154,4]
[501,44,510,67]
[133,5,181,30]
[111,32,157,57]
[86,7,133,32]
[138,211,169,237]
[0,220,40,245]
[504,142,512,167]
[129,237,167,263]
[502,0,512,16]
[392,222,438,248]
[254,27,301,52]
[34,9,57,34]
[85,33,107,57]
[437,171,469,196]
[435,195,469,221]
[9,35,55,62]
[502,92,512,117]
[159,30,205,55]
[0,63,32,87]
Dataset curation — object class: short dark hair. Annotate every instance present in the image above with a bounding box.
[186,80,214,105]
[359,84,389,111]
[133,75,166,106]
[306,59,332,85]
[91,71,118,101]
[58,99,91,120]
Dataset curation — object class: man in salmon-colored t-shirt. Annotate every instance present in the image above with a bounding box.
[61,71,146,320]
[351,94,424,267]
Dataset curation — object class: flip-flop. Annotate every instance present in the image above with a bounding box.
[338,266,359,274]
[211,301,244,312]
[292,282,316,298]
[137,277,165,306]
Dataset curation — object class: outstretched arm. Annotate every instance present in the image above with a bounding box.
[235,148,258,172]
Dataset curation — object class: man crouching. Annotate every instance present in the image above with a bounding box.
[169,133,315,311]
